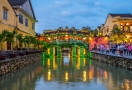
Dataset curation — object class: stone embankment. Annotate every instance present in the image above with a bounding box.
[0,53,41,75]
[89,52,132,70]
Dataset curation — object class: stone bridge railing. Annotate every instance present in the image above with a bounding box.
[89,52,132,70]
[0,53,42,76]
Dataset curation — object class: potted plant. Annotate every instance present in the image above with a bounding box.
[5,30,17,58]
[16,34,25,56]
[0,30,8,60]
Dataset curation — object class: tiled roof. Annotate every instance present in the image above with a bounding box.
[109,13,132,17]
[8,0,27,6]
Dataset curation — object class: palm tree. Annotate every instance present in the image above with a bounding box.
[5,30,17,51]
[0,30,8,53]
[110,27,126,43]
[24,35,31,52]
[16,34,24,51]
[29,36,37,49]
[35,39,40,49]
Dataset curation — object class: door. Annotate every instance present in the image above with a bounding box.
[7,41,11,50]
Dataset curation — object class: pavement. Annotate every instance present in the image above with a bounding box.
[91,50,132,59]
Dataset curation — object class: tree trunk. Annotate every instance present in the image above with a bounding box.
[0,42,2,53]
[12,42,14,53]
[28,44,29,52]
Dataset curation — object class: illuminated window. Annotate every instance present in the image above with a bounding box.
[120,26,123,30]
[130,26,132,32]
[124,26,128,32]
[126,23,129,25]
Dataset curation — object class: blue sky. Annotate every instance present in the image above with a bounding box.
[31,0,132,33]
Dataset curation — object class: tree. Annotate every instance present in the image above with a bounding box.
[82,26,91,31]
[90,29,98,37]
[29,36,37,49]
[24,35,31,51]
[0,30,8,52]
[110,27,126,43]
[16,34,24,51]
[5,30,17,51]
[81,26,91,36]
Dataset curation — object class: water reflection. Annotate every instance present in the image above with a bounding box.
[0,57,132,90]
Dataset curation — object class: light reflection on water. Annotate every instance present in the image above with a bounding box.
[0,57,132,90]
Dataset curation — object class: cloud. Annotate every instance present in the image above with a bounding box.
[77,0,96,6]
[55,1,73,7]
[31,0,132,33]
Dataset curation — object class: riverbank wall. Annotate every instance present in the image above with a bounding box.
[0,53,42,76]
[88,52,132,70]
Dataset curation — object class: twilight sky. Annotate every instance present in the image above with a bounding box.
[31,0,132,33]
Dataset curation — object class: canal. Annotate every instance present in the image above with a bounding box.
[0,56,132,90]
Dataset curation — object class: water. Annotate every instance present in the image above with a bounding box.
[0,56,132,90]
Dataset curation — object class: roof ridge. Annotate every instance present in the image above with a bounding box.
[8,0,27,6]
[109,13,131,15]
[109,13,132,17]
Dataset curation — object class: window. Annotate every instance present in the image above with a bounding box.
[130,26,132,32]
[25,18,28,27]
[107,28,109,33]
[3,10,8,20]
[124,26,128,32]
[19,14,23,24]
[32,22,35,30]
[120,26,123,30]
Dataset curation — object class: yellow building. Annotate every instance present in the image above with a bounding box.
[0,0,37,50]
[102,13,132,36]
[97,24,104,36]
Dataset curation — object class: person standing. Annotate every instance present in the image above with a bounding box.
[106,44,110,54]
[127,44,131,56]
[100,44,104,53]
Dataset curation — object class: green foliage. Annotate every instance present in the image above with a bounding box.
[0,30,8,43]
[16,34,24,51]
[90,29,98,36]
[6,30,17,43]
[24,35,31,46]
[16,34,24,45]
[110,28,126,43]
[23,35,31,51]
[0,30,8,52]
[5,30,17,50]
